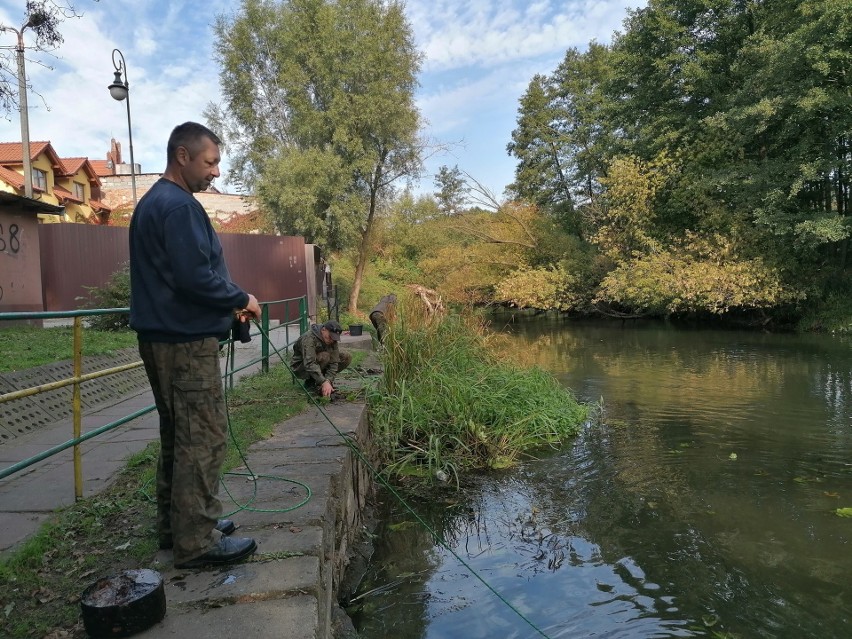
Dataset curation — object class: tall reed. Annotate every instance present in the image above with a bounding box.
[367,300,588,483]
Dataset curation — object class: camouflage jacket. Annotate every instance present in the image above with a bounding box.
[292,324,340,384]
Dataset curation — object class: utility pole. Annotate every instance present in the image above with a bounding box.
[1,14,47,199]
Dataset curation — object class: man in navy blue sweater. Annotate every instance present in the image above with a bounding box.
[130,122,260,569]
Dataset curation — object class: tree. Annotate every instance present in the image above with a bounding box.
[507,44,615,234]
[209,0,423,313]
[0,1,81,115]
[433,164,468,216]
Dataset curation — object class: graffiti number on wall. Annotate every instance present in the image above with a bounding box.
[0,223,21,253]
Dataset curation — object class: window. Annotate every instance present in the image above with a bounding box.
[74,182,85,200]
[32,168,47,191]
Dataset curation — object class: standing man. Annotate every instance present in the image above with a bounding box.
[291,320,351,397]
[129,122,259,569]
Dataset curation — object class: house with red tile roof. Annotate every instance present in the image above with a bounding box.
[0,141,111,224]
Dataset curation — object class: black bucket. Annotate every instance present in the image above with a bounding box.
[81,569,166,637]
[348,324,363,336]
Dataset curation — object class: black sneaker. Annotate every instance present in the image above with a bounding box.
[159,519,236,549]
[175,536,257,569]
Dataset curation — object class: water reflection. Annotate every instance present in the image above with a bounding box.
[352,317,852,638]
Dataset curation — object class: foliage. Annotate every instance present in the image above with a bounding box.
[79,262,131,331]
[507,43,616,232]
[329,252,402,317]
[598,233,801,315]
[373,191,453,270]
[796,280,852,333]
[501,0,852,326]
[0,325,137,372]
[495,264,585,313]
[433,164,469,216]
[414,202,602,310]
[107,204,133,227]
[590,154,673,261]
[368,302,589,483]
[208,0,423,314]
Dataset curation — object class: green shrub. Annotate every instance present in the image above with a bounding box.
[80,262,131,331]
[367,301,589,485]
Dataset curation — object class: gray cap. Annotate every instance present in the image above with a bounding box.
[322,320,342,341]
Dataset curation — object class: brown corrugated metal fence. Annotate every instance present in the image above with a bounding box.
[38,224,312,323]
[39,224,130,311]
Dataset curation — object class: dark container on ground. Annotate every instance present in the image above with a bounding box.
[81,569,166,637]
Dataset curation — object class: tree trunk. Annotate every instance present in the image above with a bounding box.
[349,169,382,314]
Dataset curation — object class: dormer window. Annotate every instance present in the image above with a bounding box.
[74,182,85,200]
[32,168,47,191]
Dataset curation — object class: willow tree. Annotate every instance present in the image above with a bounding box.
[208,0,422,312]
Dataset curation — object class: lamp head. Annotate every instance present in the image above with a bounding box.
[108,70,128,101]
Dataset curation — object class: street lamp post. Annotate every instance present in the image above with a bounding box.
[107,48,137,207]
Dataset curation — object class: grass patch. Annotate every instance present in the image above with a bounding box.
[0,326,137,373]
[0,362,310,639]
[0,444,160,638]
[367,301,590,485]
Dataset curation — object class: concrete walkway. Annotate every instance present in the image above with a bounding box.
[0,326,376,638]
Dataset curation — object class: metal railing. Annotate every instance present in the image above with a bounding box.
[0,297,307,498]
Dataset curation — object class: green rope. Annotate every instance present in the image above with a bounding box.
[219,342,312,516]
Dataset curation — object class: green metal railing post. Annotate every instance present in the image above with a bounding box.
[261,303,270,374]
[299,297,308,335]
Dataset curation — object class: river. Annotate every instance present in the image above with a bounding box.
[349,316,852,638]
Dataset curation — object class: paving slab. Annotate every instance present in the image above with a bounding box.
[136,596,318,639]
[156,555,321,606]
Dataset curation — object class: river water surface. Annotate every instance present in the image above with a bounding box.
[350,316,852,638]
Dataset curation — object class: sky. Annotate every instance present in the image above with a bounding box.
[0,0,644,200]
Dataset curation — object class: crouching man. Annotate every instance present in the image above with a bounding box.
[291,320,351,397]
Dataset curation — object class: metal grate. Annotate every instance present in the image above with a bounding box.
[48,360,120,409]
[4,365,74,423]
[0,347,150,441]
[0,375,59,439]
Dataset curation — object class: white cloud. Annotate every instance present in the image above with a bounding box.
[407,0,637,72]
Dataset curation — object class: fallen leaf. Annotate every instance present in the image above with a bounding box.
[289,526,302,533]
[729,452,737,460]
[835,507,852,518]
[114,541,131,551]
[824,492,840,498]
[4,602,14,617]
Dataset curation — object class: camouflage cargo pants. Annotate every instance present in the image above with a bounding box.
[139,338,226,564]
